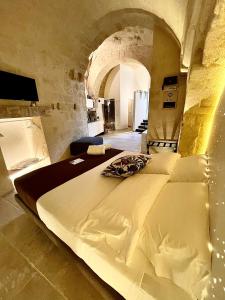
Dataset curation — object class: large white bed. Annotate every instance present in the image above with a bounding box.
[35,151,211,300]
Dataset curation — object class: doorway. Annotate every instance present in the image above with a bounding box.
[103,62,150,132]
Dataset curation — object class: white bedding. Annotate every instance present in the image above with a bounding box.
[78,174,169,264]
[139,182,210,300]
[37,151,210,300]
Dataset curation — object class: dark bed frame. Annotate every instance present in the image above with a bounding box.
[15,194,124,300]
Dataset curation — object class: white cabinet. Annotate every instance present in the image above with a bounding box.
[88,121,104,137]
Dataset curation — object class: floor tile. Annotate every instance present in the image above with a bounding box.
[14,273,64,300]
[0,234,36,299]
[0,196,24,228]
[102,130,142,152]
[1,214,119,299]
[1,214,54,266]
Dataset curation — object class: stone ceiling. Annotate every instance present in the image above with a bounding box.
[0,0,190,73]
[86,26,154,97]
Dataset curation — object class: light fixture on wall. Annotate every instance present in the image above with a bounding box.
[113,36,121,44]
[68,69,83,82]
[0,133,4,137]
[134,35,142,45]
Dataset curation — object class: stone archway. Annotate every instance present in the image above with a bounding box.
[85,21,184,143]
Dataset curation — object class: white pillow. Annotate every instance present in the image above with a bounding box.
[87,145,105,155]
[140,152,181,175]
[170,155,208,182]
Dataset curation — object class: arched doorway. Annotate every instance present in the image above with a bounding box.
[103,61,150,132]
[85,26,152,151]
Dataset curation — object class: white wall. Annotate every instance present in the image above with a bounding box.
[132,63,151,91]
[125,63,150,130]
[133,91,149,131]
[104,62,150,130]
[0,117,49,170]
[120,64,135,129]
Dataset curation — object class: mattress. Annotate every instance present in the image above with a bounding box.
[14,148,123,214]
[16,151,210,299]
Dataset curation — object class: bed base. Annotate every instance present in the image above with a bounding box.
[15,194,123,300]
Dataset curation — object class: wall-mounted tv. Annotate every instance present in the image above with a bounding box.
[0,71,39,101]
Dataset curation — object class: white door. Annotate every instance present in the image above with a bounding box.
[128,98,133,128]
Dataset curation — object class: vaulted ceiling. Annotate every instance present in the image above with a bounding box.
[0,0,192,72]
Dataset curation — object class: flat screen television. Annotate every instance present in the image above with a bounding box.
[0,70,39,101]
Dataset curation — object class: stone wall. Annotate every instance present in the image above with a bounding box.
[86,26,153,97]
[179,2,225,298]
[0,1,191,196]
[148,26,186,141]
[207,86,225,300]
[179,0,225,156]
[0,0,191,164]
[0,104,51,119]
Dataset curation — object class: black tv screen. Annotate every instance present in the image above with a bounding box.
[0,71,39,101]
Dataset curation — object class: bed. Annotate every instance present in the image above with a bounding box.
[15,149,211,300]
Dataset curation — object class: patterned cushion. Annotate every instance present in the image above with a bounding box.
[101,155,151,178]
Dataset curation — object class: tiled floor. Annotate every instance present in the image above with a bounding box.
[0,193,122,300]
[1,130,140,299]
[101,130,142,152]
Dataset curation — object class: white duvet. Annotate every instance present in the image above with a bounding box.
[77,174,169,264]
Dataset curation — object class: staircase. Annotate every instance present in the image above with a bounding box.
[135,119,148,133]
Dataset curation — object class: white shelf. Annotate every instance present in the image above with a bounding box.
[88,121,104,137]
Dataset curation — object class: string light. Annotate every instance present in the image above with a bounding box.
[208,242,214,252]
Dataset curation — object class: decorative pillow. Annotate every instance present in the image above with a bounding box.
[140,152,181,175]
[170,155,209,182]
[101,155,150,178]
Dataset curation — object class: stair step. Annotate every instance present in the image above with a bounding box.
[141,122,148,126]
[135,128,146,133]
[138,125,147,129]
[143,119,148,123]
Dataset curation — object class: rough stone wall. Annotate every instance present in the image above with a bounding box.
[87,26,153,97]
[207,86,225,300]
[0,0,191,196]
[0,0,190,163]
[179,1,225,156]
[203,4,225,300]
[0,1,89,164]
[178,66,224,156]
[179,3,225,297]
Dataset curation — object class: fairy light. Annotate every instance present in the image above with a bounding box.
[208,242,214,252]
